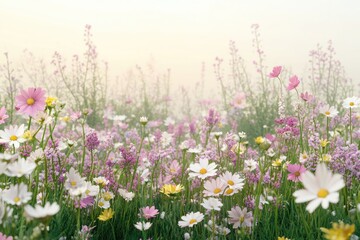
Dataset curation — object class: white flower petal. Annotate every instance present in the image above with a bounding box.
[306,198,322,213]
[301,171,319,194]
[293,190,317,203]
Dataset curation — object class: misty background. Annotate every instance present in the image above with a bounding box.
[1,0,359,96]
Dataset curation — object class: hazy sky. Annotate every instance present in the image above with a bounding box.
[1,0,359,89]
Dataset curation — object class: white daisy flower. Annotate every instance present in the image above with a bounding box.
[93,176,109,187]
[34,112,53,125]
[178,212,204,228]
[6,158,36,177]
[343,97,360,109]
[134,221,152,231]
[244,159,257,172]
[220,171,244,190]
[319,105,338,118]
[0,124,26,148]
[24,202,60,220]
[118,188,135,202]
[293,163,345,213]
[201,197,223,211]
[97,198,110,209]
[101,190,114,201]
[139,116,148,124]
[0,153,18,162]
[2,183,32,206]
[187,145,202,154]
[203,177,226,197]
[27,148,45,164]
[65,167,86,196]
[299,152,309,163]
[83,182,99,197]
[188,158,217,180]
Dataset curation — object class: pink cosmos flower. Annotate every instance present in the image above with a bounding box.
[231,92,246,109]
[165,160,181,176]
[287,164,306,182]
[0,232,13,240]
[265,133,276,142]
[287,75,300,91]
[300,92,313,102]
[0,107,9,124]
[227,206,253,229]
[75,196,95,209]
[269,66,282,78]
[141,206,159,220]
[15,88,46,117]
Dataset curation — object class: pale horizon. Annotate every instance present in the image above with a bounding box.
[1,0,359,91]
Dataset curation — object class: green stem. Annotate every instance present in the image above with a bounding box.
[81,120,86,174]
[27,116,32,130]
[350,108,353,144]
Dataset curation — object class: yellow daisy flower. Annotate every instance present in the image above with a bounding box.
[98,208,114,221]
[160,184,183,197]
[320,221,355,240]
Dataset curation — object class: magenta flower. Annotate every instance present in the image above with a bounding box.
[15,88,46,117]
[75,196,95,209]
[0,107,9,124]
[287,75,300,91]
[141,206,159,220]
[287,164,306,182]
[269,66,282,78]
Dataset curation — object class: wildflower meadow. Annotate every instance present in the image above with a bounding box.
[1,24,360,240]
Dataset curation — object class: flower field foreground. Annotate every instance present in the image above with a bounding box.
[1,65,360,240]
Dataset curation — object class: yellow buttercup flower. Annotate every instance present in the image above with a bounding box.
[98,208,114,221]
[160,184,183,197]
[320,139,329,148]
[320,221,355,240]
[277,237,290,240]
[22,130,33,140]
[272,159,282,167]
[45,96,58,107]
[255,136,264,145]
[60,116,71,123]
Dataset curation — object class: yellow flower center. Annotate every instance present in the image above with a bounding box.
[322,155,331,162]
[227,180,234,186]
[27,98,35,105]
[14,197,20,203]
[317,188,329,198]
[10,135,18,141]
[350,102,355,107]
[225,188,234,195]
[213,188,221,194]
[189,219,197,224]
[85,190,90,195]
[199,168,207,174]
[70,181,77,187]
[170,168,176,173]
[103,192,112,201]
[325,111,331,116]
[239,216,245,223]
[294,171,300,177]
[99,201,104,207]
